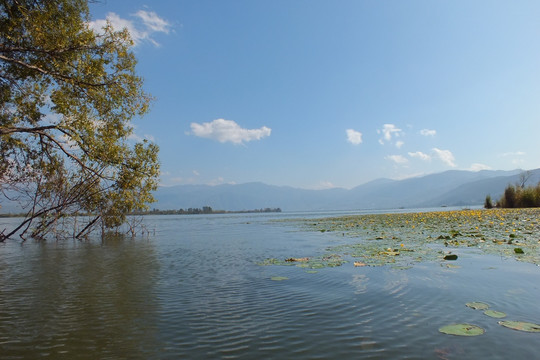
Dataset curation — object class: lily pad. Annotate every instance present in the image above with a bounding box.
[270,276,288,281]
[439,324,485,336]
[484,310,507,318]
[466,302,490,310]
[498,321,540,332]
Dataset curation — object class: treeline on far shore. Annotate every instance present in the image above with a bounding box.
[131,206,282,215]
[485,182,540,209]
[0,206,282,218]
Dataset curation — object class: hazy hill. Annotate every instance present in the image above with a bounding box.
[2,169,537,214]
[152,168,534,211]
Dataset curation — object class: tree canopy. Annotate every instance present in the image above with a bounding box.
[0,0,160,240]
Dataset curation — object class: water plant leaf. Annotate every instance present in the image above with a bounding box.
[484,310,506,318]
[466,302,490,310]
[285,257,309,262]
[443,254,458,260]
[439,324,485,336]
[498,321,540,332]
[514,248,524,254]
[270,276,289,281]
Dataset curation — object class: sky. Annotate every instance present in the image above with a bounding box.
[88,0,540,190]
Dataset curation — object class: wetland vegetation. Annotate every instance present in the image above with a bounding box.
[262,208,540,269]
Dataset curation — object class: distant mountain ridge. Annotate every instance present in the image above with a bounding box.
[152,168,540,211]
[2,168,538,213]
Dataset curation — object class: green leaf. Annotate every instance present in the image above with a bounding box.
[484,310,507,318]
[514,248,524,254]
[439,324,485,336]
[498,321,540,332]
[270,276,289,281]
[466,302,490,310]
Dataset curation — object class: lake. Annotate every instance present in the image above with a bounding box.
[1,211,539,359]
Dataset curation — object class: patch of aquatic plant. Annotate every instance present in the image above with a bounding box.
[440,301,540,337]
[498,321,540,333]
[259,254,346,269]
[466,302,490,310]
[484,310,507,318]
[299,208,540,267]
[438,324,485,336]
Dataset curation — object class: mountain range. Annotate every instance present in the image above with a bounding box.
[153,168,540,211]
[2,168,539,214]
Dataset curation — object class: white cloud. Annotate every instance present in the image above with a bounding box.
[432,148,456,167]
[377,124,403,145]
[501,151,526,157]
[468,163,491,171]
[192,170,200,176]
[346,129,363,145]
[134,10,171,33]
[208,177,225,186]
[420,129,436,136]
[190,119,271,144]
[382,124,402,141]
[89,10,171,47]
[395,141,404,149]
[312,181,337,190]
[386,155,408,164]
[408,151,431,161]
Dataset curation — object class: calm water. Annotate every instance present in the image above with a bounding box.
[1,212,539,359]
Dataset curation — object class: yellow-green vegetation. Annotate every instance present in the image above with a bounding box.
[262,208,540,269]
[0,0,159,240]
[496,183,540,208]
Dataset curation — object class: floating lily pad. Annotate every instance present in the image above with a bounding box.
[466,302,489,310]
[514,248,524,254]
[439,324,485,336]
[444,254,458,260]
[498,321,540,332]
[270,276,288,281]
[484,310,506,318]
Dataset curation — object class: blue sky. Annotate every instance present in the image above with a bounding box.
[89,1,540,189]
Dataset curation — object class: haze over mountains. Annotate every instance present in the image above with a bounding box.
[2,169,539,214]
[153,169,540,212]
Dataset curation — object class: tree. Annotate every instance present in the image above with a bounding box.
[484,194,493,209]
[0,0,160,240]
[518,170,532,189]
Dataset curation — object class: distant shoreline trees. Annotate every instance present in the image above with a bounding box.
[131,207,282,215]
[485,171,540,209]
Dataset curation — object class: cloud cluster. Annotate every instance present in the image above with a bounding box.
[386,155,408,164]
[388,148,457,168]
[420,129,436,136]
[408,151,431,161]
[89,10,171,46]
[190,119,271,145]
[346,129,363,145]
[378,124,403,145]
[432,148,456,167]
[468,163,491,171]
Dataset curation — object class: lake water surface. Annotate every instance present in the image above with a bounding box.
[1,211,539,359]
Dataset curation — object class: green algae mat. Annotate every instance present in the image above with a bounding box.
[261,208,540,269]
